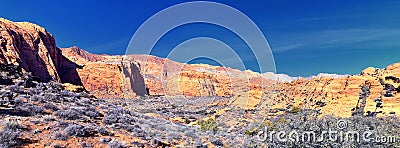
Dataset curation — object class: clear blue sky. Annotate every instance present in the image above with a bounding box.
[1,0,399,76]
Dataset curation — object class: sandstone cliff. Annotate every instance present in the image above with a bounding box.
[0,18,147,98]
[61,46,400,117]
[61,47,147,98]
[272,64,400,117]
[0,18,82,85]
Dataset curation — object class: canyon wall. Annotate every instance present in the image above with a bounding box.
[2,18,400,117]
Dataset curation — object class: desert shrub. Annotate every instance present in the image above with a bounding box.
[64,124,93,137]
[62,106,103,119]
[28,87,40,95]
[211,139,224,147]
[64,124,85,136]
[62,123,113,138]
[96,126,113,136]
[199,116,218,133]
[15,103,45,116]
[3,120,22,131]
[290,106,302,113]
[151,138,166,147]
[52,143,63,148]
[82,106,102,118]
[0,91,13,101]
[43,102,59,111]
[102,109,134,125]
[54,109,82,120]
[55,120,70,127]
[131,141,145,147]
[119,124,145,137]
[149,122,167,131]
[43,116,56,122]
[78,98,91,105]
[184,130,197,138]
[7,85,24,93]
[52,131,69,141]
[167,132,180,141]
[194,139,204,147]
[81,142,93,148]
[0,98,9,105]
[118,115,135,124]
[103,114,118,125]
[106,107,133,115]
[48,82,64,91]
[86,111,101,119]
[60,90,75,97]
[76,92,90,98]
[64,97,77,102]
[244,127,259,136]
[31,95,44,102]
[0,128,21,147]
[99,137,112,143]
[108,140,127,148]
[0,121,22,147]
[13,97,23,105]
[42,93,60,102]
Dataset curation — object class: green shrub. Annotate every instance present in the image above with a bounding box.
[245,127,258,136]
[199,116,218,133]
[290,106,302,113]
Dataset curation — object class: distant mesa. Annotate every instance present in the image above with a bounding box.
[307,73,349,79]
[262,72,301,82]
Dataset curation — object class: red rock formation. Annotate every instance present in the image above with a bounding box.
[61,46,104,64]
[61,46,400,116]
[60,48,148,98]
[0,18,82,85]
[272,65,400,117]
[2,18,400,117]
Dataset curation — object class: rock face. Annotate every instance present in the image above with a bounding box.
[61,47,400,117]
[272,65,400,117]
[0,18,82,85]
[61,46,104,64]
[61,48,147,98]
[61,52,271,108]
[121,55,275,108]
[0,18,147,98]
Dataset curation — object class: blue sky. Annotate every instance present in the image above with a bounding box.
[1,0,399,76]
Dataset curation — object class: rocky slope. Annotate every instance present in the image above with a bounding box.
[272,64,400,117]
[0,63,193,147]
